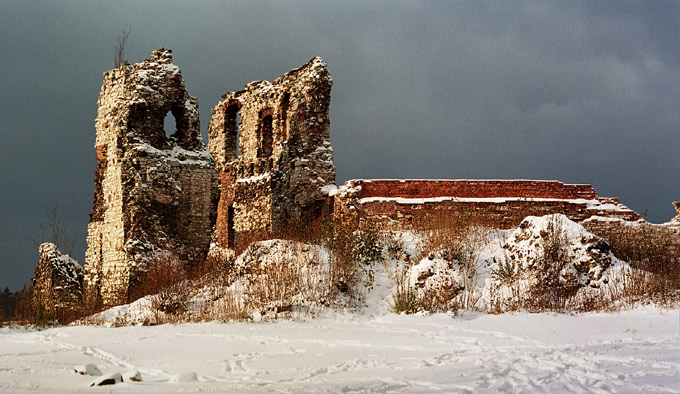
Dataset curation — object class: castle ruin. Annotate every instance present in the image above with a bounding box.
[74,48,674,307]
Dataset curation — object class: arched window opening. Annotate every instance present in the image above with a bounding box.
[163,111,177,140]
[225,105,240,160]
[258,113,273,158]
[280,92,290,139]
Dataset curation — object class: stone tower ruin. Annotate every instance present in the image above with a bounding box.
[85,48,218,306]
[208,57,336,250]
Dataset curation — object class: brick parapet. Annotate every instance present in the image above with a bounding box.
[351,179,599,200]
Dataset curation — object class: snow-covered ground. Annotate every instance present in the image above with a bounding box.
[1,306,678,393]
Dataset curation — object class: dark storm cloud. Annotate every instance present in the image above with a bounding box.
[1,1,678,290]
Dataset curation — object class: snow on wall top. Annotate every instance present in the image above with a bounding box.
[38,242,83,287]
[342,179,599,200]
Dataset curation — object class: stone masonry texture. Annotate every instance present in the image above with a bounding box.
[32,243,83,317]
[85,48,218,306]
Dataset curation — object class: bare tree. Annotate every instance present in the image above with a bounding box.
[38,202,75,256]
[114,27,131,68]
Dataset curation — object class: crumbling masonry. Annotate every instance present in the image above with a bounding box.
[32,243,83,317]
[79,49,675,307]
[84,48,218,306]
[208,57,335,249]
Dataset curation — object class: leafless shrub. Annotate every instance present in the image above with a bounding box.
[233,229,269,256]
[194,248,234,285]
[489,252,523,312]
[524,215,580,312]
[12,284,49,325]
[414,208,481,253]
[273,217,334,247]
[114,27,130,68]
[382,232,413,264]
[130,252,191,322]
[390,265,421,314]
[36,202,75,256]
[198,288,250,322]
[325,226,380,304]
[11,283,82,326]
[397,213,489,314]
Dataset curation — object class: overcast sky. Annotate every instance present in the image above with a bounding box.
[1,1,678,291]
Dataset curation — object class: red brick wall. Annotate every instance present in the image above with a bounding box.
[336,179,641,231]
[353,179,598,200]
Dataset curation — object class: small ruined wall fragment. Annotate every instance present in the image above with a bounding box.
[32,243,83,317]
[85,48,218,306]
[333,181,361,231]
[209,57,335,250]
[583,214,680,261]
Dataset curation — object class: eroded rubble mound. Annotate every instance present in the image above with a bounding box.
[499,214,616,288]
[407,214,627,312]
[207,239,333,319]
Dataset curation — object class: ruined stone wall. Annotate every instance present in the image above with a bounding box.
[85,48,218,306]
[335,179,641,231]
[583,216,680,260]
[209,57,335,250]
[81,50,664,306]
